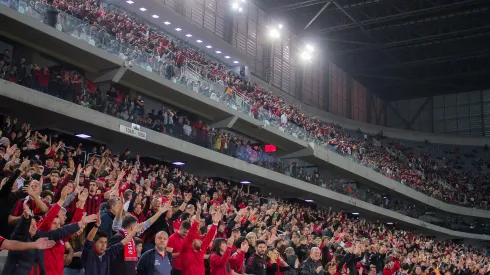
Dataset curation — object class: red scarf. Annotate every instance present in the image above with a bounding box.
[120,229,138,262]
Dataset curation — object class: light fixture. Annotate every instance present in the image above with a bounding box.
[224,56,230,59]
[305,199,314,202]
[269,28,280,39]
[172,161,185,166]
[383,196,387,199]
[215,50,221,54]
[206,45,212,48]
[126,0,134,4]
[352,212,359,215]
[300,51,312,61]
[278,24,283,29]
[238,7,243,12]
[185,34,192,37]
[232,2,239,9]
[163,21,171,25]
[75,134,91,139]
[386,222,393,225]
[139,7,146,11]
[175,28,182,31]
[234,61,239,64]
[306,44,314,52]
[241,0,245,2]
[152,15,159,18]
[196,40,203,43]
[240,180,251,184]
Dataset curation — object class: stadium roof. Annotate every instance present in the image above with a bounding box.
[258,0,490,101]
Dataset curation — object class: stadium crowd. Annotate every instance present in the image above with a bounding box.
[4,0,487,210]
[0,115,489,275]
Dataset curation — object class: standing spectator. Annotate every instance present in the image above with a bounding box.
[107,215,139,275]
[167,221,191,275]
[245,239,268,275]
[209,237,234,275]
[81,211,143,275]
[137,231,173,275]
[180,211,220,275]
[99,198,120,239]
[298,247,325,275]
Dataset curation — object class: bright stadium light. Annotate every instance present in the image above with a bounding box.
[232,2,239,9]
[126,0,134,4]
[152,15,159,19]
[163,21,171,25]
[175,28,182,31]
[306,44,314,52]
[268,28,280,39]
[278,24,283,29]
[185,34,192,37]
[300,51,312,61]
[139,7,146,11]
[238,7,243,12]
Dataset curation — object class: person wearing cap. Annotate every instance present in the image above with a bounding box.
[180,210,221,275]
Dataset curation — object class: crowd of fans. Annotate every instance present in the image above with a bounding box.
[18,0,490,209]
[0,115,489,275]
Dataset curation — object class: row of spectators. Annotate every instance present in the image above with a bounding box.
[0,115,489,275]
[1,50,489,233]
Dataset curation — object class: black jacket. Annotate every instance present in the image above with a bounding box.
[245,254,267,275]
[137,248,174,275]
[298,257,325,275]
[2,216,80,275]
[370,253,386,272]
[337,253,362,275]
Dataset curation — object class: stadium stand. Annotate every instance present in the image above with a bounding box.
[0,1,489,275]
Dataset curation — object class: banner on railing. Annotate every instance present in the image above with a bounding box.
[120,124,147,140]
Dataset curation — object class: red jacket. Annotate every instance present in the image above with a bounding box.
[229,250,245,274]
[38,203,84,275]
[210,247,232,275]
[181,221,217,275]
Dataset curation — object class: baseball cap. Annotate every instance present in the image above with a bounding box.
[0,137,9,146]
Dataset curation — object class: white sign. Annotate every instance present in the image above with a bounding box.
[120,124,147,140]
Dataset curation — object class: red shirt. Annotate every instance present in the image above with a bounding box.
[10,198,46,217]
[167,232,185,270]
[210,248,232,275]
[85,194,104,215]
[181,221,217,275]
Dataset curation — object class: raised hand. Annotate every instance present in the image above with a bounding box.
[79,214,97,227]
[159,202,172,213]
[23,185,34,197]
[60,186,71,201]
[212,210,223,224]
[78,188,89,203]
[227,236,235,247]
[33,238,56,250]
[130,223,144,236]
[5,144,17,157]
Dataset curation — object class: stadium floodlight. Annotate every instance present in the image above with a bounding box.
[126,0,134,4]
[233,61,239,64]
[268,28,280,39]
[139,7,146,11]
[224,56,230,59]
[196,40,203,43]
[352,212,359,215]
[75,134,91,139]
[175,28,182,31]
[386,222,394,225]
[172,161,185,166]
[185,34,192,37]
[206,45,212,48]
[163,21,171,25]
[305,199,314,202]
[278,24,283,29]
[152,15,159,19]
[240,180,251,184]
[238,7,243,12]
[300,51,312,61]
[306,44,314,52]
[215,50,221,54]
[232,2,239,10]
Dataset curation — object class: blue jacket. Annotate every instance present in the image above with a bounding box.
[137,248,173,275]
[81,239,123,275]
[99,208,115,239]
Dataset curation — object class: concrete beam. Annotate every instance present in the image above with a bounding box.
[92,67,127,83]
[280,145,315,159]
[211,116,238,129]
